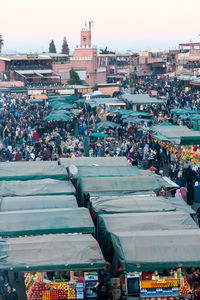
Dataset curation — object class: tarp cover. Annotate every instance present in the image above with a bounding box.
[77,176,161,206]
[77,176,160,194]
[0,207,94,236]
[0,179,75,197]
[122,94,163,105]
[152,124,200,145]
[70,166,141,179]
[89,195,195,215]
[0,162,67,181]
[59,157,129,167]
[0,195,77,211]
[98,211,198,258]
[0,234,106,271]
[110,230,200,271]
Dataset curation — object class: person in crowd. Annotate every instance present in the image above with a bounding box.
[5,284,18,300]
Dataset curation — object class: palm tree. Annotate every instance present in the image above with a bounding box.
[0,35,4,54]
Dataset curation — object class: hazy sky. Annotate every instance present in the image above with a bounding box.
[1,0,200,54]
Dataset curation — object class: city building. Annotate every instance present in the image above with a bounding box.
[71,22,106,87]
[0,53,61,84]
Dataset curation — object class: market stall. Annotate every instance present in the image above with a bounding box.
[88,195,196,216]
[97,211,198,259]
[0,234,106,299]
[59,156,130,167]
[76,176,161,206]
[0,195,78,211]
[110,229,200,298]
[0,161,67,181]
[67,165,141,180]
[0,179,75,197]
[0,207,94,236]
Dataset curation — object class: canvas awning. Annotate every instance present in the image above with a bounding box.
[110,229,200,271]
[68,165,141,180]
[0,207,94,236]
[0,162,67,181]
[0,195,78,211]
[76,176,161,206]
[59,157,129,167]
[0,234,106,271]
[98,211,198,258]
[0,179,75,197]
[122,94,163,105]
[89,195,196,215]
[152,124,200,145]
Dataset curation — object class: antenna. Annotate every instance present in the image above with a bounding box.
[89,21,93,30]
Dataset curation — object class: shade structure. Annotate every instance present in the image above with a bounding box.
[59,157,129,167]
[110,229,200,272]
[0,162,67,181]
[0,234,106,271]
[51,109,74,115]
[49,101,75,110]
[89,195,196,216]
[96,121,120,130]
[90,132,108,138]
[122,94,163,105]
[0,207,94,236]
[68,165,141,180]
[151,124,200,145]
[76,176,161,206]
[30,98,44,104]
[171,108,199,115]
[98,211,198,258]
[0,195,78,211]
[0,179,75,197]
[43,112,72,122]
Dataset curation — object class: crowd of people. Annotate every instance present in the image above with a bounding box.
[0,76,200,204]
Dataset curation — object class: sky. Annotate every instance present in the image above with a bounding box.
[1,0,200,54]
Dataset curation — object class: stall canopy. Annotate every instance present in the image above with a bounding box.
[0,207,94,236]
[68,165,141,180]
[77,176,161,206]
[0,179,75,197]
[89,195,196,215]
[98,212,198,258]
[0,162,67,181]
[110,230,200,272]
[0,234,106,271]
[59,157,130,167]
[122,94,163,105]
[152,124,200,145]
[0,195,78,211]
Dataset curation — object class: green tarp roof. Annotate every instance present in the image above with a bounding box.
[122,94,163,105]
[0,195,77,211]
[0,234,106,271]
[59,157,129,167]
[152,124,200,145]
[43,113,72,122]
[99,211,197,233]
[98,212,198,258]
[171,108,199,115]
[89,195,196,215]
[77,176,160,194]
[0,207,94,236]
[0,179,75,197]
[69,165,141,180]
[110,230,200,272]
[77,176,161,206]
[0,162,67,181]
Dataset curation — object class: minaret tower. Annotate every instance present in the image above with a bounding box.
[80,21,93,48]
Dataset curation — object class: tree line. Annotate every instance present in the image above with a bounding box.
[49,37,69,55]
